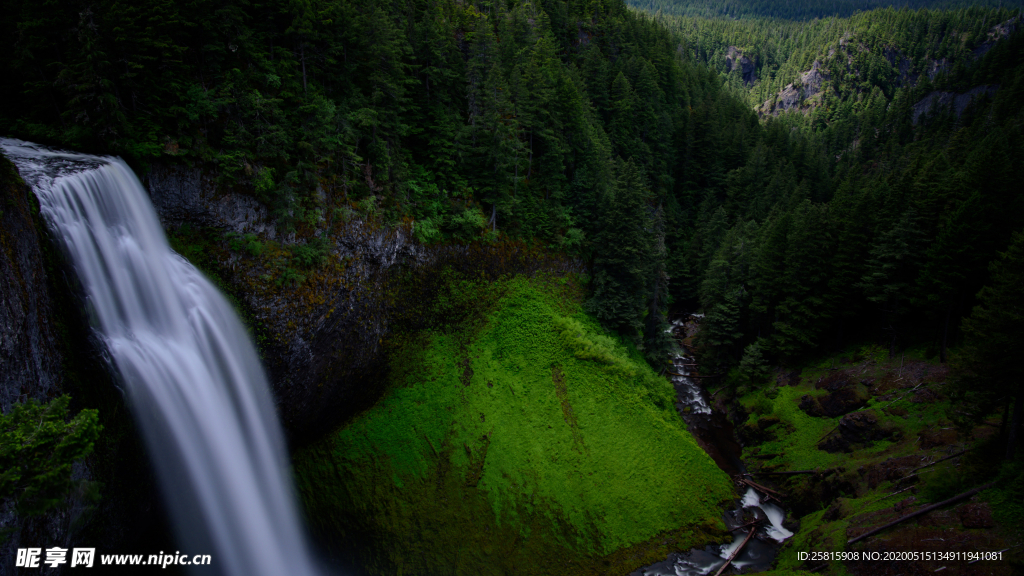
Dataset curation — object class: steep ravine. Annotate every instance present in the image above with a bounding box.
[631,317,795,576]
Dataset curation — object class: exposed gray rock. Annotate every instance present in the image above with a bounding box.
[974,15,1022,58]
[725,46,757,86]
[143,164,277,238]
[0,159,64,414]
[759,61,829,117]
[142,162,421,442]
[911,85,998,125]
[799,60,827,99]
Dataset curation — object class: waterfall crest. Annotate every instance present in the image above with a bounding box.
[1,138,319,576]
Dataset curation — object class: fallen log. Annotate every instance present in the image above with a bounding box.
[739,477,786,499]
[879,483,916,501]
[879,382,926,411]
[713,527,757,576]
[847,482,996,545]
[817,424,840,443]
[910,448,970,474]
[728,518,763,532]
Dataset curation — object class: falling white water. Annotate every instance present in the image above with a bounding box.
[634,319,790,576]
[667,319,711,415]
[739,488,793,543]
[1,138,319,576]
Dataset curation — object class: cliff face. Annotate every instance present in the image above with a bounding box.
[0,152,79,575]
[143,163,419,443]
[0,156,65,413]
[911,85,999,124]
[725,46,758,85]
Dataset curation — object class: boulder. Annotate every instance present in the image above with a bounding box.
[959,502,995,529]
[799,384,869,418]
[799,394,824,417]
[819,386,869,417]
[737,415,780,445]
[819,410,897,453]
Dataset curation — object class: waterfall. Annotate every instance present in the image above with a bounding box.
[1,138,320,576]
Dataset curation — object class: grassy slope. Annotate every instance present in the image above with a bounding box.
[293,276,734,575]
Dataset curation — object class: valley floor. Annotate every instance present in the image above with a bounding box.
[719,347,1023,575]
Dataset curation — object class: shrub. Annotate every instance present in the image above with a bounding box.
[0,396,101,517]
[750,392,775,417]
[291,238,329,268]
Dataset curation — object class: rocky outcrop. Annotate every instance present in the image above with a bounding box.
[144,164,278,238]
[799,387,868,418]
[725,46,757,85]
[798,372,870,418]
[911,85,998,125]
[143,162,420,443]
[819,410,899,453]
[973,15,1022,58]
[758,60,829,117]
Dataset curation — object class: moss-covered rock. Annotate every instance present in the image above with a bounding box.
[294,277,733,575]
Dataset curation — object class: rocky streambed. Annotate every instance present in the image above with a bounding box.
[631,317,796,576]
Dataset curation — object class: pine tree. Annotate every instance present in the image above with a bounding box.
[951,231,1024,459]
[587,159,654,341]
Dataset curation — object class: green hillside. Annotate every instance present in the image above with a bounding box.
[293,276,733,574]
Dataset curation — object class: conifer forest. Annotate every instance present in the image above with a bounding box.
[2,0,1024,573]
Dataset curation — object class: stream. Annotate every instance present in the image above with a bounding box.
[630,317,793,576]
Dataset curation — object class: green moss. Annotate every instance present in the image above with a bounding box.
[740,384,839,471]
[294,277,733,575]
[982,459,1024,535]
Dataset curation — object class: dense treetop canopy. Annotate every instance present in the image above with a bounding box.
[627,0,1024,21]
[3,0,1024,377]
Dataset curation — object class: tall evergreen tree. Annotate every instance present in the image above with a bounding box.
[587,159,655,341]
[951,231,1024,459]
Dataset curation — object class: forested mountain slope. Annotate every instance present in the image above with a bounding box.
[652,7,1020,112]
[627,0,1024,20]
[7,0,1024,376]
[2,0,780,364]
[627,6,1024,374]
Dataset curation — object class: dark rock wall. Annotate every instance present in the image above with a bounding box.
[143,162,418,443]
[0,152,77,575]
[725,46,757,85]
[0,155,64,413]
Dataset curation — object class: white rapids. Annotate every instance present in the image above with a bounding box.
[1,138,321,576]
